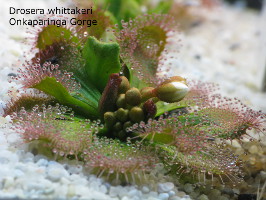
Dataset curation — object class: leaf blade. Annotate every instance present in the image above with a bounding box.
[32,77,99,119]
[82,36,121,92]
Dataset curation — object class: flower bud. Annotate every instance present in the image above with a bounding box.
[116,130,126,139]
[116,94,126,108]
[125,87,141,106]
[104,112,116,128]
[129,106,144,123]
[123,121,133,131]
[113,122,122,131]
[118,76,130,94]
[154,76,188,103]
[140,87,156,102]
[115,108,129,122]
[98,73,122,117]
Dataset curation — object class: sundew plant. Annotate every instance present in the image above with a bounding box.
[5,1,266,186]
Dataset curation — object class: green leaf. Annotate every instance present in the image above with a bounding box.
[34,32,106,114]
[157,143,242,179]
[76,9,113,40]
[82,36,121,92]
[106,0,141,27]
[20,114,103,159]
[145,132,175,144]
[36,25,79,50]
[118,14,176,86]
[155,101,187,117]
[147,1,173,14]
[3,94,54,117]
[72,77,101,110]
[32,77,99,119]
[106,0,121,20]
[83,138,157,178]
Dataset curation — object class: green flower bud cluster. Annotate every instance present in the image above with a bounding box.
[102,75,189,140]
[103,76,156,140]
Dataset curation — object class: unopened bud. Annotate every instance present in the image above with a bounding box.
[129,106,144,123]
[125,87,141,106]
[140,87,156,102]
[113,122,122,131]
[123,121,133,131]
[116,130,126,139]
[98,73,122,117]
[155,76,188,103]
[116,94,126,108]
[104,112,116,128]
[115,108,129,122]
[118,76,130,94]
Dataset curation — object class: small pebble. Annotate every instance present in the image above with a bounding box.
[109,186,120,197]
[158,192,169,200]
[198,194,209,200]
[67,165,83,174]
[67,184,75,197]
[248,145,258,154]
[231,140,241,148]
[43,188,54,195]
[99,185,108,194]
[60,177,71,184]
[168,190,176,197]
[47,165,68,182]
[3,177,14,189]
[171,196,182,200]
[208,189,221,199]
[218,196,229,200]
[36,158,48,167]
[14,169,25,178]
[180,195,191,200]
[158,182,175,193]
[127,188,141,198]
[142,186,150,193]
[148,191,159,198]
[122,196,130,200]
[232,188,240,195]
[190,191,200,199]
[176,191,186,198]
[183,183,194,194]
[0,192,17,199]
[221,188,234,196]
[260,171,266,181]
